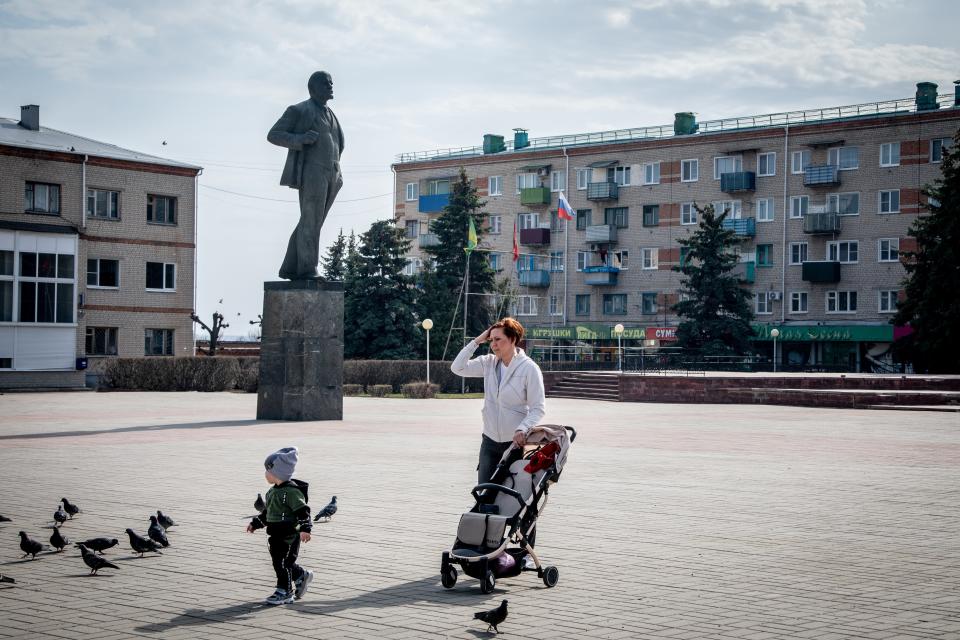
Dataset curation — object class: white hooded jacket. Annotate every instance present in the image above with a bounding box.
[451,340,546,443]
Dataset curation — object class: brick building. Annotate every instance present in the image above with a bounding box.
[0,105,201,388]
[392,82,960,372]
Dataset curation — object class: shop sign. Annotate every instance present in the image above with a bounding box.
[752,324,894,342]
[528,324,646,340]
[645,327,677,341]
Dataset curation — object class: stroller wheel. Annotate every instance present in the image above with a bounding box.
[441,565,457,589]
[542,565,559,588]
[480,570,496,594]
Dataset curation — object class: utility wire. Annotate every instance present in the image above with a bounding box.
[200,183,392,203]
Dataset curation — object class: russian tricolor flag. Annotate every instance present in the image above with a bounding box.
[557,191,575,221]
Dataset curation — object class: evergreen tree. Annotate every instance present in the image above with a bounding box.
[320,228,347,281]
[893,128,960,373]
[672,204,755,357]
[419,167,497,358]
[343,221,419,360]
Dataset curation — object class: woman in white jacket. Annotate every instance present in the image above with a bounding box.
[451,317,546,484]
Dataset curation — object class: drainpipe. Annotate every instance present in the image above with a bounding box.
[193,169,202,356]
[780,125,789,324]
[562,146,569,328]
[81,155,88,228]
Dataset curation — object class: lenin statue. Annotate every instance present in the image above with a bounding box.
[268,71,345,280]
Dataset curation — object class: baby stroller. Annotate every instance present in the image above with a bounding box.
[441,424,577,594]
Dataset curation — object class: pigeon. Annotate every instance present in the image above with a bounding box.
[18,531,44,559]
[156,511,176,529]
[0,573,14,584]
[61,498,81,518]
[53,505,68,526]
[474,599,508,634]
[0,514,11,522]
[50,527,70,552]
[80,537,119,555]
[76,543,119,575]
[254,493,265,512]
[313,496,337,521]
[126,528,163,556]
[147,516,170,547]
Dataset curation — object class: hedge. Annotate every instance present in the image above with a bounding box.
[344,360,482,394]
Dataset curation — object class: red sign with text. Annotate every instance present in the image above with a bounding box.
[645,327,677,341]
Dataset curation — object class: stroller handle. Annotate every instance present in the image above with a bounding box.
[564,426,578,442]
[472,483,526,510]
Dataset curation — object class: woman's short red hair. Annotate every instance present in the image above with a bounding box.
[490,317,525,345]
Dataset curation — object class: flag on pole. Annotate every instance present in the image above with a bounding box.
[465,216,477,253]
[557,191,575,221]
[512,220,520,262]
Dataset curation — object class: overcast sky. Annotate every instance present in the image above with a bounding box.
[2,0,957,338]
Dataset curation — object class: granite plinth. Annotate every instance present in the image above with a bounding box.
[256,280,344,421]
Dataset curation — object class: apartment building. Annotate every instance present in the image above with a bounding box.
[0,105,201,388]
[393,82,960,371]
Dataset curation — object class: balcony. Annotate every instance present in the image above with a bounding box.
[733,261,756,284]
[418,193,450,213]
[720,171,756,193]
[519,269,550,288]
[519,227,551,246]
[802,261,841,283]
[585,224,617,244]
[803,164,840,186]
[586,181,619,201]
[418,233,439,248]
[582,265,619,286]
[520,187,551,205]
[803,211,842,234]
[721,217,756,237]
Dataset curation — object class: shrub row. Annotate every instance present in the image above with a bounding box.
[344,360,481,394]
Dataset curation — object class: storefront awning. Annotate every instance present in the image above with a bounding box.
[752,324,894,342]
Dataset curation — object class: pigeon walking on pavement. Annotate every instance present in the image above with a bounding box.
[61,498,81,519]
[80,537,118,554]
[18,532,44,559]
[254,493,265,512]
[313,496,337,521]
[0,514,11,522]
[156,511,176,529]
[0,573,14,584]
[474,600,509,634]
[77,543,119,575]
[50,527,70,552]
[53,505,68,527]
[126,528,163,556]
[147,516,170,547]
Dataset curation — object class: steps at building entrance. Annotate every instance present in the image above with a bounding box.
[547,372,620,401]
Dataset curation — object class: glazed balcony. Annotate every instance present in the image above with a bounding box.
[720,171,756,193]
[803,212,842,234]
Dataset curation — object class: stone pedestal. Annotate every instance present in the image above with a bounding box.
[256,280,343,421]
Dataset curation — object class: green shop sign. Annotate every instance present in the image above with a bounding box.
[752,324,893,342]
[527,324,647,340]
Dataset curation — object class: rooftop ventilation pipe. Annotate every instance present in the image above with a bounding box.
[915,82,939,111]
[674,112,698,135]
[513,128,530,150]
[19,105,40,131]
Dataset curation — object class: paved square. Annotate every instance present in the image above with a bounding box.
[0,392,958,639]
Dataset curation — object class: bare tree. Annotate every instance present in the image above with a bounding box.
[191,311,229,356]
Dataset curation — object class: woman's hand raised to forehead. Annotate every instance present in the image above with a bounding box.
[474,326,496,345]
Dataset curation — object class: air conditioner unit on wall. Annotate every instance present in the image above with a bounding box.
[768,291,782,301]
[537,167,550,177]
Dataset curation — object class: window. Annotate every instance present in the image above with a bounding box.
[828,192,860,216]
[518,213,540,230]
[826,290,857,313]
[488,215,502,235]
[607,166,631,186]
[16,251,74,324]
[828,146,859,170]
[827,241,859,263]
[549,295,562,316]
[641,248,658,270]
[575,294,590,316]
[0,250,12,322]
[576,209,590,231]
[550,171,566,192]
[489,176,503,196]
[487,253,501,272]
[604,207,628,228]
[641,292,658,315]
[642,204,659,227]
[87,258,119,288]
[712,200,741,218]
[681,159,699,182]
[517,255,536,272]
[427,179,450,195]
[87,189,120,219]
[681,203,697,225]
[576,168,590,190]
[789,242,808,265]
[144,328,174,356]
[878,238,899,262]
[24,181,61,214]
[756,198,774,222]
[602,294,627,315]
[880,142,900,167]
[643,162,660,185]
[713,155,743,179]
[402,257,421,276]
[755,292,773,315]
[679,246,690,267]
[757,152,776,177]
[147,194,177,224]
[405,182,418,201]
[146,262,176,291]
[790,195,809,219]
[879,190,900,214]
[879,290,899,313]
[516,173,538,192]
[931,138,951,163]
[757,244,773,267]
[549,251,564,272]
[86,327,118,356]
[550,213,567,234]
[612,250,629,270]
[576,251,589,271]
[791,150,811,174]
[790,292,808,314]
[404,220,418,239]
[514,295,537,316]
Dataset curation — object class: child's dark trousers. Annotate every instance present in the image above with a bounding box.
[268,533,305,592]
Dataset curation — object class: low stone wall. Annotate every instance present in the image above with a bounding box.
[0,370,86,390]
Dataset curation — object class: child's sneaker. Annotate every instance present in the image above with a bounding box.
[294,570,315,600]
[265,589,295,605]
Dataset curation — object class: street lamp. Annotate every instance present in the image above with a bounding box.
[422,318,434,384]
[614,323,625,373]
[770,328,780,374]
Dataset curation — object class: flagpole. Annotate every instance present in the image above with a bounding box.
[462,246,469,394]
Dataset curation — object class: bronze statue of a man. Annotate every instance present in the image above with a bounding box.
[268,71,345,280]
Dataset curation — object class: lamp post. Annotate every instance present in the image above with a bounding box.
[614,323,625,373]
[770,328,780,374]
[422,318,434,384]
